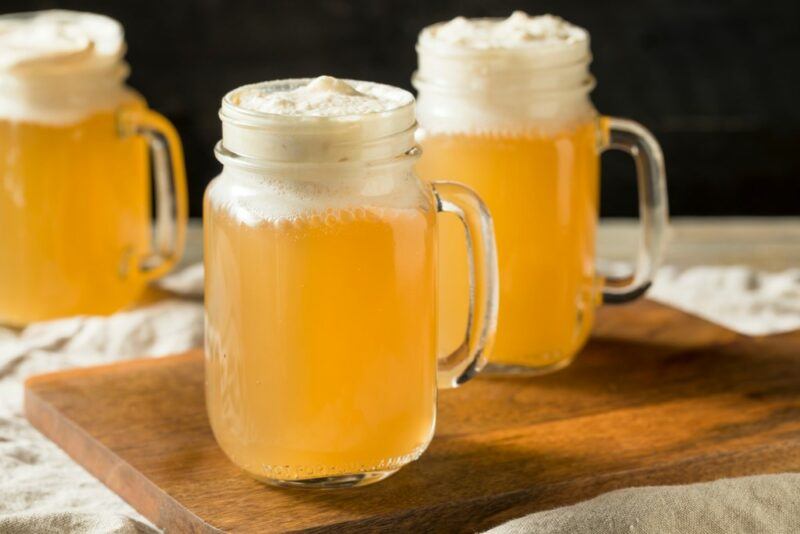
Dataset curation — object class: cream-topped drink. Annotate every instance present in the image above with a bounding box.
[414,12,668,373]
[204,76,498,488]
[0,10,187,325]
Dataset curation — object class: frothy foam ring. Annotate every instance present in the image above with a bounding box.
[207,169,427,227]
[214,77,423,226]
[0,10,128,124]
[220,77,417,164]
[231,75,411,117]
[421,11,588,51]
[414,12,594,134]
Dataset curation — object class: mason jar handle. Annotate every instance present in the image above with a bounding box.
[118,108,188,279]
[599,117,669,303]
[432,181,499,389]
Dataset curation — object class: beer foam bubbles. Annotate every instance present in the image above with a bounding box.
[0,10,129,124]
[211,77,424,225]
[414,12,595,134]
[423,11,587,50]
[231,75,410,117]
[206,169,427,227]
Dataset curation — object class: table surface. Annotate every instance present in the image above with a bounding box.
[182,217,800,271]
[26,301,800,533]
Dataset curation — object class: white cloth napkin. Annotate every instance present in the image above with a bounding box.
[485,474,800,534]
[649,266,800,336]
[0,266,204,534]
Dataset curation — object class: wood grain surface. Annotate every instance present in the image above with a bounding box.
[24,301,800,533]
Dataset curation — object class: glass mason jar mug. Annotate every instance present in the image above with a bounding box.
[204,77,498,488]
[0,11,187,325]
[414,13,669,373]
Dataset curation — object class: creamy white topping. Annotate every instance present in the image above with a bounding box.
[414,12,594,134]
[221,77,416,163]
[0,10,129,124]
[214,77,421,225]
[425,12,587,50]
[231,76,411,117]
[0,10,124,75]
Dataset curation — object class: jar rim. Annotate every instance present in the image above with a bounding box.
[214,138,421,172]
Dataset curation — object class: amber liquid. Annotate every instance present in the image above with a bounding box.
[417,120,600,369]
[0,99,151,325]
[204,198,438,481]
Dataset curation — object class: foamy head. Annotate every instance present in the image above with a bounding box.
[417,12,589,78]
[424,12,587,51]
[219,76,416,163]
[212,77,424,225]
[0,10,129,124]
[414,12,594,134]
[232,75,406,117]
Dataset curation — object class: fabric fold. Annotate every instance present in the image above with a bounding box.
[485,473,800,534]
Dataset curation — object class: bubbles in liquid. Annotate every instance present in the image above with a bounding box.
[205,175,437,483]
[207,169,428,228]
[236,205,422,236]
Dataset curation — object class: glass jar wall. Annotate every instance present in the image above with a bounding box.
[414,13,668,373]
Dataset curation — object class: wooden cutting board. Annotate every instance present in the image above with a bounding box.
[24,301,800,533]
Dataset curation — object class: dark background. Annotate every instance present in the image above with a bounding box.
[8,0,800,217]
